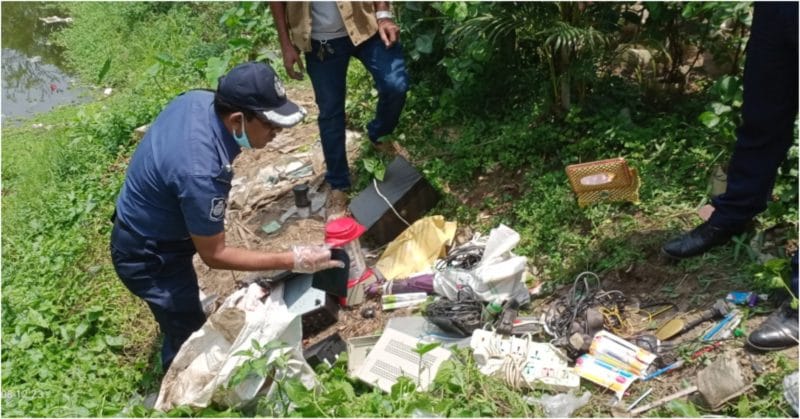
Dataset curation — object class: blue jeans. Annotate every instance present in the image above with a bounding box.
[710,3,798,229]
[110,219,205,371]
[306,34,409,190]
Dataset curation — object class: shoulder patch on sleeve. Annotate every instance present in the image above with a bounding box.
[209,197,226,221]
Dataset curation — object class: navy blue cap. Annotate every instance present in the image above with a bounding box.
[217,61,306,128]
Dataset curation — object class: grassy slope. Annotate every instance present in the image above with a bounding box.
[1,3,228,415]
[2,104,159,416]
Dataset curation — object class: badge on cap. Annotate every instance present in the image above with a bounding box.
[209,197,226,221]
[274,76,286,99]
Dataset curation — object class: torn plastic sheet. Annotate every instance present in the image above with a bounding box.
[154,283,316,411]
[525,391,591,417]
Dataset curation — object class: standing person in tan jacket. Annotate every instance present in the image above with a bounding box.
[270,2,409,219]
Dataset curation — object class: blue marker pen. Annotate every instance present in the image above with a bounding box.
[643,359,684,381]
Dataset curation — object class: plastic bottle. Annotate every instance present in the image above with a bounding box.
[725,291,765,307]
[482,300,503,323]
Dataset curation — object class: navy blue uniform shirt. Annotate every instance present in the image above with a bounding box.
[115,90,241,241]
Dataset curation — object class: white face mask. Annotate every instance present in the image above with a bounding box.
[233,117,251,149]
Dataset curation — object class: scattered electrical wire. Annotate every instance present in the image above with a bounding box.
[544,271,626,346]
[424,286,484,337]
[435,245,484,271]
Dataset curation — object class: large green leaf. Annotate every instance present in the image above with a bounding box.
[205,56,230,89]
[414,33,435,55]
[666,400,700,417]
[698,111,720,128]
[96,58,112,84]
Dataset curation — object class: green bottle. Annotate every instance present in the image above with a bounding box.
[482,300,503,323]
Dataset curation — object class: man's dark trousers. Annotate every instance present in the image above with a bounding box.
[710,2,798,230]
[110,219,206,371]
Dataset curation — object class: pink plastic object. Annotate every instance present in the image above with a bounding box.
[324,217,366,247]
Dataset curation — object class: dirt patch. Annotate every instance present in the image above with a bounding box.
[194,218,328,302]
[302,299,423,348]
[452,164,526,218]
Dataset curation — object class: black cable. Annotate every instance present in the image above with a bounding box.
[434,245,484,271]
[424,286,484,337]
[545,272,626,352]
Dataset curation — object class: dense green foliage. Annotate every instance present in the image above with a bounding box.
[2,1,797,417]
[378,2,797,280]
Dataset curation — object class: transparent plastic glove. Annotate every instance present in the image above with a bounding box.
[292,245,345,273]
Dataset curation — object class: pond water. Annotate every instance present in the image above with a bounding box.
[1,2,90,122]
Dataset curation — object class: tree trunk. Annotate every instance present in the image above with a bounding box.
[559,47,571,111]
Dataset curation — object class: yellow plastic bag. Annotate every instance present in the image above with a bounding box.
[375,215,457,281]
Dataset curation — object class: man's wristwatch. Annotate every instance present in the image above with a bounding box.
[376,10,394,21]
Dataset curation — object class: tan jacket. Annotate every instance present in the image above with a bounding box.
[285,2,381,52]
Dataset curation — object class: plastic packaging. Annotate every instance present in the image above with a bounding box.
[525,390,591,417]
[383,292,428,304]
[382,298,428,311]
[382,293,429,310]
[574,331,657,400]
[784,371,799,415]
[702,310,743,341]
[725,291,762,307]
[588,331,657,377]
[574,354,637,400]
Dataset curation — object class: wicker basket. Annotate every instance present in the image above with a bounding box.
[565,158,640,207]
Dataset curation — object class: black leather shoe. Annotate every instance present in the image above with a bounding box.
[747,303,799,351]
[662,221,741,259]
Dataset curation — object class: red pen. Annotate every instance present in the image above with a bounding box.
[691,342,722,359]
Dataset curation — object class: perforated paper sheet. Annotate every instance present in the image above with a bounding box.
[355,328,452,392]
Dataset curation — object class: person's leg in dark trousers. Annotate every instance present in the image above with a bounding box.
[710,2,799,229]
[110,225,205,371]
[663,3,798,259]
[354,35,410,144]
[730,4,800,352]
[143,285,206,370]
[306,37,355,191]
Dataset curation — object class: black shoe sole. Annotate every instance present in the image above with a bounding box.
[746,338,797,352]
[660,248,693,261]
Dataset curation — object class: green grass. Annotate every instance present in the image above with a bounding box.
[1,104,159,416]
[1,3,232,415]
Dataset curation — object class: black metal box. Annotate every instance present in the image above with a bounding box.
[349,156,439,246]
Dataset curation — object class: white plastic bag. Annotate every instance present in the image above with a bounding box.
[784,371,799,415]
[433,224,530,305]
[525,390,592,417]
[154,283,316,411]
